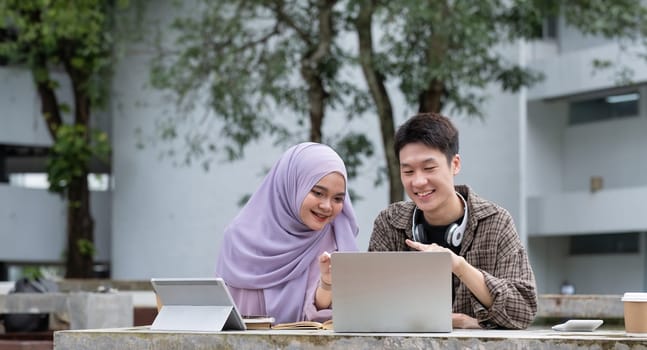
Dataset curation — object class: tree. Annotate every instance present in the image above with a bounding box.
[351,0,647,203]
[148,0,373,177]
[353,0,402,203]
[0,0,119,278]
[148,0,647,204]
[369,0,647,115]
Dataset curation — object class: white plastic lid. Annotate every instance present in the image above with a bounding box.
[622,292,647,302]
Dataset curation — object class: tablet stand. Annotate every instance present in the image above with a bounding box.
[150,305,242,331]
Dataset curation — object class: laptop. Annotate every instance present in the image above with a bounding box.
[150,277,246,331]
[331,251,452,333]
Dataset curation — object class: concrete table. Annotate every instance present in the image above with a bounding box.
[54,327,647,350]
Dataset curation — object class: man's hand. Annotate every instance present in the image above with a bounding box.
[406,239,494,309]
[452,313,482,329]
[405,239,463,274]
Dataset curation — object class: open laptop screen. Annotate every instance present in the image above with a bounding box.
[331,251,452,333]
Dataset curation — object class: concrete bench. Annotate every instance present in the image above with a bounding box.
[0,292,133,330]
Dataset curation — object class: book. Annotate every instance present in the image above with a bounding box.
[243,316,275,330]
[272,319,333,330]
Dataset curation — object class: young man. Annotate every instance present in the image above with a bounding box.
[368,113,537,329]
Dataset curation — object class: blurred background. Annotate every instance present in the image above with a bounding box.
[1,0,646,296]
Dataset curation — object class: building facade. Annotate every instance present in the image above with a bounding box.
[1,7,645,294]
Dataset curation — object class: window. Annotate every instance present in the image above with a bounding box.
[8,173,111,191]
[569,232,639,255]
[1,143,111,191]
[569,92,639,125]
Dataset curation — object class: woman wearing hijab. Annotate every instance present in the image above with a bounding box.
[216,142,359,324]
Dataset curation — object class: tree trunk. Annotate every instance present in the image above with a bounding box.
[65,175,95,278]
[301,69,326,143]
[64,63,96,279]
[299,0,336,143]
[23,4,98,279]
[356,0,404,203]
[34,56,63,140]
[418,3,449,114]
[417,78,445,113]
[33,58,94,278]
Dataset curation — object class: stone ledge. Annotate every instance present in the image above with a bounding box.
[537,294,623,319]
[56,280,152,292]
[53,328,647,350]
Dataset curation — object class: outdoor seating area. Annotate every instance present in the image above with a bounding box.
[3,1,647,349]
[0,279,156,349]
[0,282,634,349]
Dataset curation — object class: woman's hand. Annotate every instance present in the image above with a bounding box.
[315,251,333,309]
[318,251,332,286]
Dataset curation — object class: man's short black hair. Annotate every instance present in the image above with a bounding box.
[394,112,459,164]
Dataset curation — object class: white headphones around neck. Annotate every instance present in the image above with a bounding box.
[411,192,468,247]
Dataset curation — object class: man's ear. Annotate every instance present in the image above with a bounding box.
[452,154,461,176]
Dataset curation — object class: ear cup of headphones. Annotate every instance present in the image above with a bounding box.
[415,223,426,243]
[444,223,463,247]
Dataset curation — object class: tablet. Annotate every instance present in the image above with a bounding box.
[150,277,246,331]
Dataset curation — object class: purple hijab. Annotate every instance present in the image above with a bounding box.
[216,142,359,323]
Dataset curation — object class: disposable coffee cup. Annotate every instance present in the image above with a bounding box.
[622,292,647,336]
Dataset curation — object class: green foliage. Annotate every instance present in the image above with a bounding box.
[331,133,374,179]
[22,266,44,280]
[149,0,299,163]
[375,0,545,116]
[1,0,128,278]
[147,0,647,195]
[46,125,111,195]
[561,0,647,39]
[237,193,252,208]
[0,0,127,108]
[148,0,372,175]
[77,238,96,258]
[1,0,119,193]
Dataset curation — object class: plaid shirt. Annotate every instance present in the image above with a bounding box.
[368,185,537,329]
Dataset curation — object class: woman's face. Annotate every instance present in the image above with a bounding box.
[300,172,346,231]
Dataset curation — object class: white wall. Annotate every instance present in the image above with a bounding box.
[526,100,567,196]
[562,107,647,192]
[528,236,569,294]
[453,44,524,239]
[0,66,112,265]
[565,251,644,294]
[454,97,523,227]
[525,87,647,235]
[524,35,647,294]
[0,67,53,146]
[108,1,391,279]
[528,186,647,235]
[0,66,107,144]
[0,184,111,262]
[529,234,645,294]
[556,18,609,53]
[528,42,647,100]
